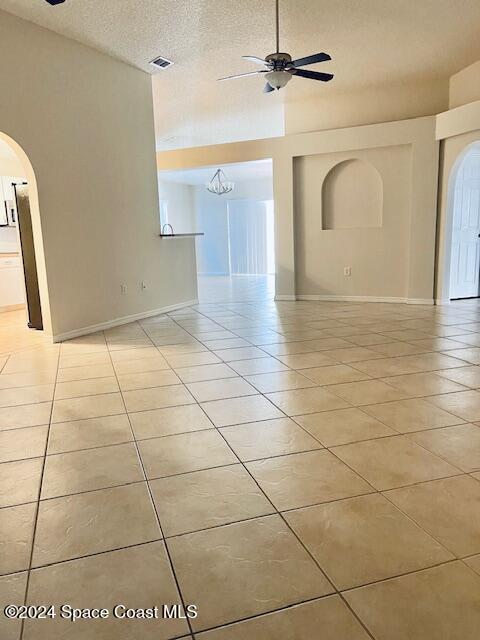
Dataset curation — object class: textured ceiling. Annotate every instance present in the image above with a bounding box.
[160,159,272,185]
[2,1,480,148]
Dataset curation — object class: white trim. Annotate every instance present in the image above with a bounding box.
[436,141,480,302]
[294,294,434,305]
[296,294,404,303]
[276,294,436,305]
[406,298,435,305]
[436,100,480,141]
[435,298,451,305]
[52,299,198,343]
[275,294,296,301]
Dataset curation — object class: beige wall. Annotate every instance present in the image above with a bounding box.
[449,61,480,109]
[294,146,411,299]
[157,179,196,234]
[0,143,24,176]
[158,116,439,303]
[285,79,448,135]
[0,11,197,339]
[321,159,383,230]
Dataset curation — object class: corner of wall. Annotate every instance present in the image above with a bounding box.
[449,60,480,110]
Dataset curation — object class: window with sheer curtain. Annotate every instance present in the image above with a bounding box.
[227,199,274,275]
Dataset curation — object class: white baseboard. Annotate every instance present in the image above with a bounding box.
[52,299,199,343]
[406,298,435,305]
[275,294,297,301]
[285,294,434,305]
[296,294,402,303]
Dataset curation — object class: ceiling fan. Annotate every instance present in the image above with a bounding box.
[218,0,333,93]
[45,1,66,5]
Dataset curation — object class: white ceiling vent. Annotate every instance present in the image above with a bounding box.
[150,56,174,70]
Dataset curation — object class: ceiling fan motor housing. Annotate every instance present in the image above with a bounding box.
[265,52,293,70]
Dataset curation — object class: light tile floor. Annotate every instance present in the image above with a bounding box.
[2,280,480,638]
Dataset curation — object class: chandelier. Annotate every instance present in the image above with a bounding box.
[206,169,235,196]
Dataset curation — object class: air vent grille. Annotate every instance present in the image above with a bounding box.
[150,56,174,70]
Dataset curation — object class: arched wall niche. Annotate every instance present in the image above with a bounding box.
[322,158,383,230]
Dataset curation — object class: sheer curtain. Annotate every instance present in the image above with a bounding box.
[227,199,274,275]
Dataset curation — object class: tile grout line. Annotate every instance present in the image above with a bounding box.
[5,301,480,637]
[167,309,379,640]
[280,361,474,562]
[2,328,479,406]
[19,344,61,640]
[170,305,480,635]
[121,321,196,637]
[0,407,444,463]
[167,304,373,637]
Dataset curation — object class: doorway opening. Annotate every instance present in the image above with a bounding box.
[0,133,46,351]
[448,142,480,300]
[158,159,275,303]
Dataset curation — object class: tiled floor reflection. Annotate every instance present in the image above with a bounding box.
[2,281,480,638]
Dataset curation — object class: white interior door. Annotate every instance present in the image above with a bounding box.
[450,151,480,299]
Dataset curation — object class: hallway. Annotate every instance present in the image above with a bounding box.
[2,297,480,639]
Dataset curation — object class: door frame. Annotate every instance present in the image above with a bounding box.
[436,140,480,303]
[449,146,480,300]
[14,183,43,330]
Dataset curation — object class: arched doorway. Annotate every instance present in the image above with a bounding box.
[0,132,50,342]
[449,143,480,299]
[437,141,480,303]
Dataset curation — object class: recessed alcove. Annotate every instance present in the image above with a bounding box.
[322,159,383,230]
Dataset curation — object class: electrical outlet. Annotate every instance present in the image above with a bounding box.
[141,281,147,291]
[344,267,352,277]
[120,284,127,294]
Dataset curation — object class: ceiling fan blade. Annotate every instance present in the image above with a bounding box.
[263,83,275,93]
[218,70,266,81]
[242,56,268,65]
[292,69,334,82]
[291,52,331,67]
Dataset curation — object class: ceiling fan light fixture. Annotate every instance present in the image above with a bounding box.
[206,169,235,196]
[264,70,292,90]
[216,0,333,92]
